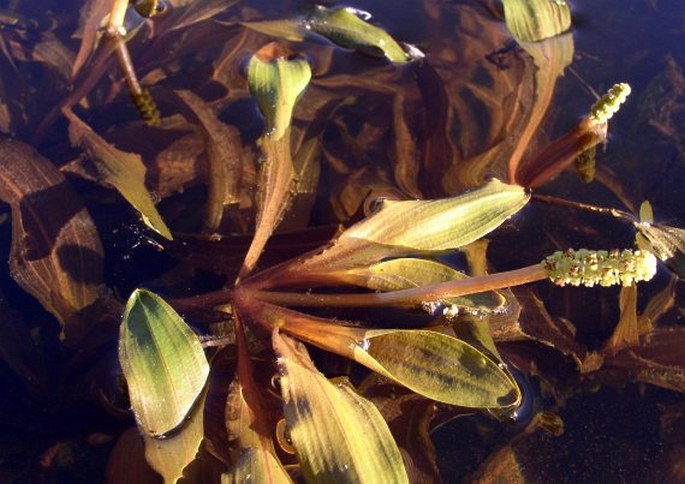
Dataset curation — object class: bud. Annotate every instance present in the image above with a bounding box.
[543,249,657,287]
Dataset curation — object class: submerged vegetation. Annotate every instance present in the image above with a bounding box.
[0,0,684,482]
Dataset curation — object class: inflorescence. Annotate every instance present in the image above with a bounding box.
[543,248,657,287]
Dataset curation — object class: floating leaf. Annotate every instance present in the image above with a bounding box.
[502,0,571,43]
[341,258,506,315]
[340,178,529,251]
[119,289,209,437]
[272,331,408,483]
[0,138,105,342]
[65,109,172,240]
[247,42,311,141]
[304,6,411,63]
[247,302,519,409]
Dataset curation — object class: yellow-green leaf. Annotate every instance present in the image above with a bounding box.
[143,388,207,484]
[304,6,411,63]
[222,448,293,484]
[502,0,571,43]
[355,329,519,408]
[119,289,209,437]
[273,332,408,483]
[247,42,311,141]
[342,258,506,315]
[65,109,172,240]
[340,179,529,251]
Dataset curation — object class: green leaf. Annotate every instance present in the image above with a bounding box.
[502,0,571,43]
[272,332,408,483]
[65,109,172,240]
[340,178,529,251]
[247,42,311,141]
[119,289,210,437]
[305,6,411,63]
[342,258,506,315]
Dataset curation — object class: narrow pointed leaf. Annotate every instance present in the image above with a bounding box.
[342,258,506,315]
[340,179,529,251]
[304,6,411,63]
[119,289,209,437]
[247,42,311,141]
[273,332,408,483]
[502,0,571,43]
[65,110,172,239]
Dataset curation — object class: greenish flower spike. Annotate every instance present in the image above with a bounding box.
[543,249,657,287]
[590,83,631,124]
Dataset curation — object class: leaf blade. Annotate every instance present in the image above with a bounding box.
[119,289,209,437]
[273,332,408,483]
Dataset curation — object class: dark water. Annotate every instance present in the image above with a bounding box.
[0,0,684,482]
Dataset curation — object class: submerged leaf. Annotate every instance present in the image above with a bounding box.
[0,138,105,342]
[119,289,209,437]
[304,6,411,63]
[340,179,529,251]
[65,110,172,239]
[247,42,311,141]
[273,332,408,483]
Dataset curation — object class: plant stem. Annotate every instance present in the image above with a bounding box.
[251,263,548,308]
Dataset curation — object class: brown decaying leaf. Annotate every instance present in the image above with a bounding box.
[0,138,105,342]
[174,89,248,233]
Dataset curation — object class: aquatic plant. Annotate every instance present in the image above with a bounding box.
[0,0,682,482]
